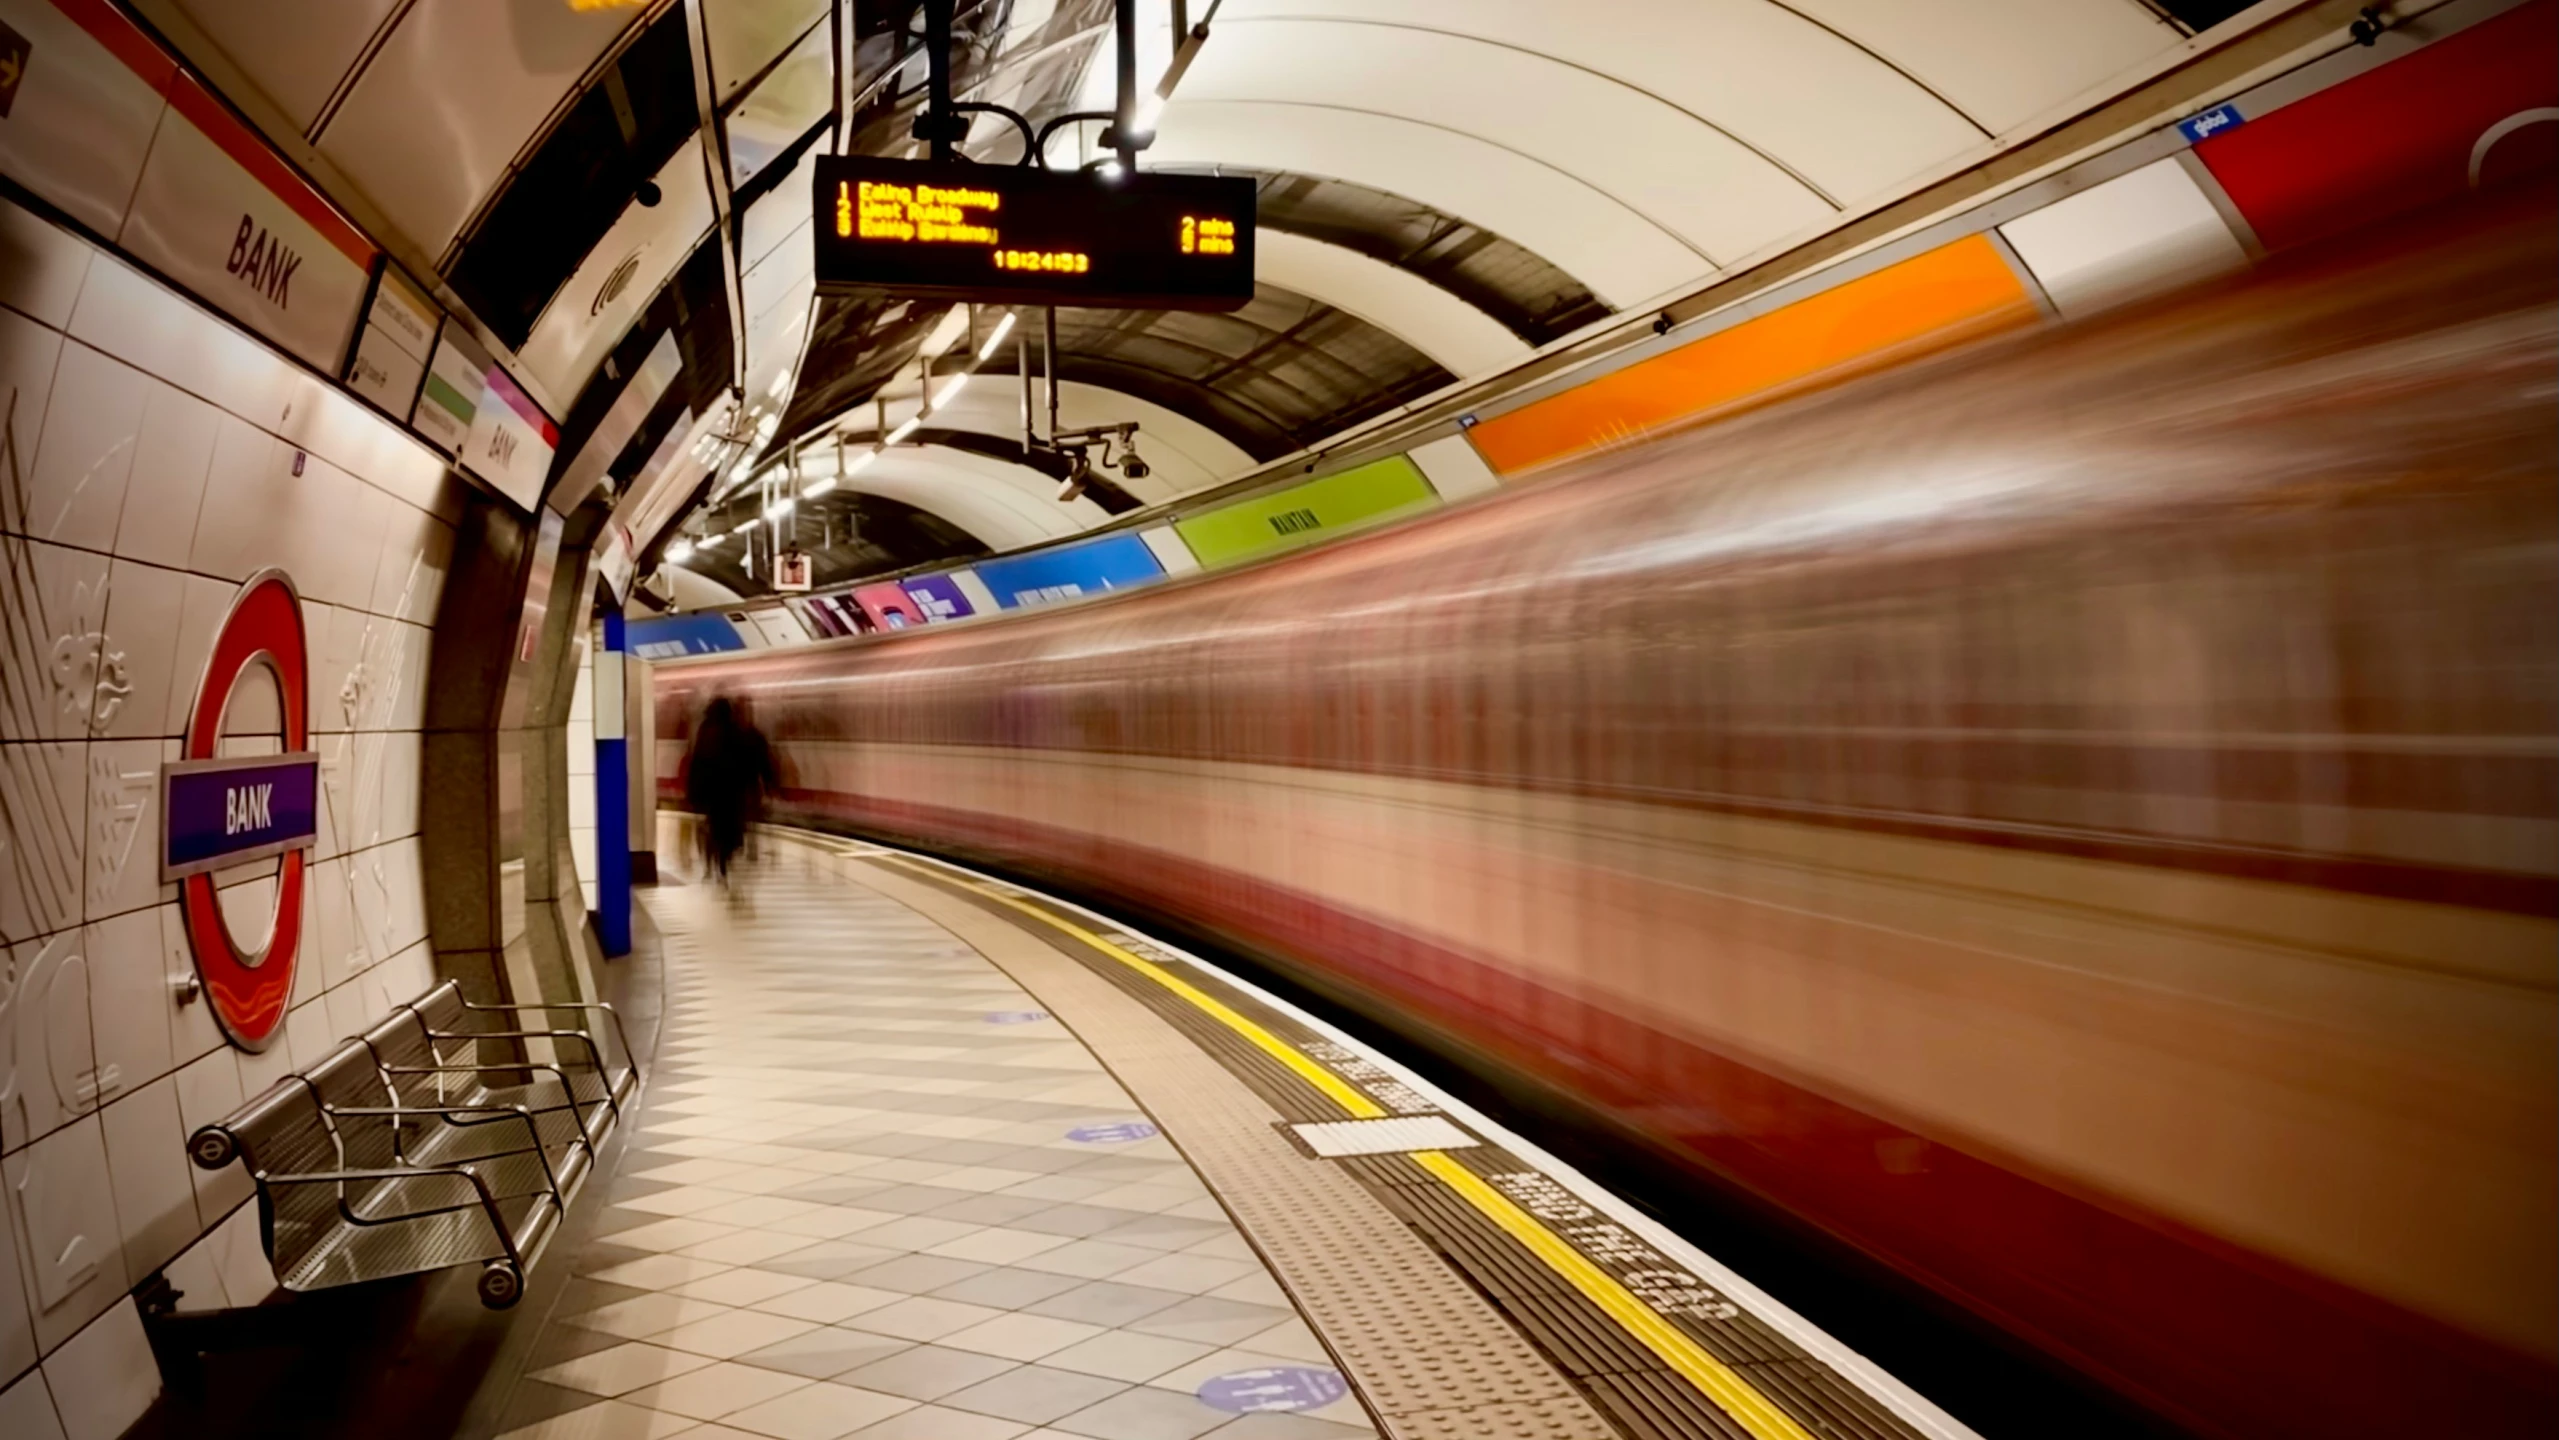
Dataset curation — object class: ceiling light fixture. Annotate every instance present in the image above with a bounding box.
[666,539,694,562]
[805,476,838,498]
[885,416,921,445]
[764,497,795,522]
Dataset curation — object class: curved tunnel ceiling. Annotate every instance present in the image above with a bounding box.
[140,0,2229,596]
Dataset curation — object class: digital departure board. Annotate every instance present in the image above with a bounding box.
[811,155,1255,311]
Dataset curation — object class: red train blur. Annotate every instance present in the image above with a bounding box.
[658,191,2558,1437]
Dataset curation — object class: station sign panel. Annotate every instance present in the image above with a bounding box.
[162,570,317,1051]
[812,154,1255,311]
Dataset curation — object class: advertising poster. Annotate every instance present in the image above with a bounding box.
[901,572,978,621]
[971,532,1164,609]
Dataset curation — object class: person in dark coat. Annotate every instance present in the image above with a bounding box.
[682,694,777,889]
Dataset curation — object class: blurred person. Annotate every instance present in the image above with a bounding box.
[681,694,776,893]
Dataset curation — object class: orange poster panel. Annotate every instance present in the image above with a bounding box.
[1470,233,2041,475]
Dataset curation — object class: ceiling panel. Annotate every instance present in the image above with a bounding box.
[1147,102,1708,308]
[1796,0,2180,134]
[704,0,830,105]
[1210,0,1984,208]
[725,18,833,188]
[794,444,1105,549]
[443,5,701,348]
[917,378,1257,503]
[171,0,404,133]
[519,139,717,404]
[1173,20,1831,263]
[315,0,637,253]
[1255,230,1532,380]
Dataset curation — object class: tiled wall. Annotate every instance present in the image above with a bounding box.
[0,189,461,1439]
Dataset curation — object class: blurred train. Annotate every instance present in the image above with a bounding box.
[658,188,2558,1438]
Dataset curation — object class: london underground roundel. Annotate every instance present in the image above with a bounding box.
[160,570,322,1052]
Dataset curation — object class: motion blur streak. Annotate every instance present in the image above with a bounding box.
[660,188,2558,1439]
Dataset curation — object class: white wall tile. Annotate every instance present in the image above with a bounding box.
[309,855,356,992]
[170,1048,247,1218]
[2,928,98,1151]
[313,603,369,736]
[379,731,422,843]
[17,344,143,554]
[111,379,218,571]
[387,623,431,730]
[157,1228,228,1313]
[382,836,427,955]
[379,940,434,1002]
[371,503,450,621]
[161,906,222,1068]
[0,741,87,945]
[284,998,337,1072]
[320,976,378,1047]
[159,573,239,738]
[0,1369,65,1440]
[318,463,395,611]
[97,1076,195,1276]
[69,256,295,435]
[288,870,321,1015]
[184,413,277,584]
[344,841,399,968]
[229,985,299,1096]
[2,1116,128,1352]
[0,303,66,484]
[0,196,95,332]
[0,538,113,741]
[200,1201,271,1310]
[0,1142,36,1382]
[82,907,173,1105]
[92,560,184,742]
[41,1299,155,1440]
[80,736,162,924]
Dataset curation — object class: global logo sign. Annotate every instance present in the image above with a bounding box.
[160,570,321,1051]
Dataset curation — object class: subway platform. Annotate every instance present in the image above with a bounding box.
[488,829,1971,1440]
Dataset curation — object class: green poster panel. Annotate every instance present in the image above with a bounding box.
[1174,455,1438,568]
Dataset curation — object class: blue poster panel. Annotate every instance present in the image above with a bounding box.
[626,612,749,659]
[972,533,1164,609]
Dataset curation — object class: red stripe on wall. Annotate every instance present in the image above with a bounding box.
[163,75,375,270]
[45,0,176,91]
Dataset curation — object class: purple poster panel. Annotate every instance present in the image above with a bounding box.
[903,573,976,622]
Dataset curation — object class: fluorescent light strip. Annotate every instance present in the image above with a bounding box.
[977,312,1016,362]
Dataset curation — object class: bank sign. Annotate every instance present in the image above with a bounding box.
[161,570,319,1051]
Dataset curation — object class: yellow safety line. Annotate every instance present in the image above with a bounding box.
[876,851,1816,1440]
[873,855,1384,1119]
[1414,1152,1820,1440]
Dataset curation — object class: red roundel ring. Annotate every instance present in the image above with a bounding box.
[181,570,311,1052]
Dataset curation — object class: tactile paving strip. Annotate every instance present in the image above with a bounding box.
[839,853,1623,1440]
[842,845,1929,1440]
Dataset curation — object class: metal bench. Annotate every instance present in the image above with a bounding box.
[181,980,639,1311]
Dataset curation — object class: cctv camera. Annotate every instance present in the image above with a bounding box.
[1652,311,1674,336]
[1119,453,1150,481]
